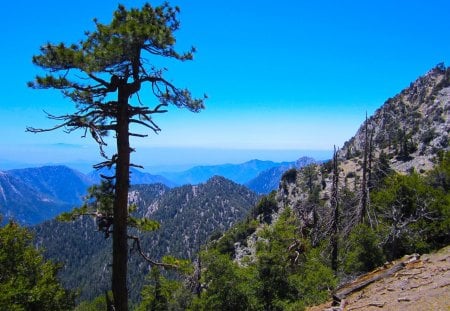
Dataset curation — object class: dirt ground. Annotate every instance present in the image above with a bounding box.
[308,245,450,311]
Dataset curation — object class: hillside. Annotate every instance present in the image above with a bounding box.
[0,166,91,225]
[275,64,450,243]
[308,245,450,311]
[33,177,259,302]
[191,65,450,310]
[8,165,92,204]
[339,63,450,173]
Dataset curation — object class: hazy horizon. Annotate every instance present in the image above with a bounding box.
[0,146,332,174]
[1,1,449,172]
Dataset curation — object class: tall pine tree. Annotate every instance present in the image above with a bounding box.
[27,3,205,310]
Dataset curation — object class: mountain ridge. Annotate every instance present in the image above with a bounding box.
[245,156,317,194]
[0,166,90,225]
[158,159,294,185]
[339,63,450,173]
[228,64,450,267]
[1,156,313,225]
[33,175,260,301]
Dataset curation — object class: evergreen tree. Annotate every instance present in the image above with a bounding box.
[0,221,75,310]
[191,250,257,311]
[137,267,182,311]
[372,172,449,258]
[27,3,204,309]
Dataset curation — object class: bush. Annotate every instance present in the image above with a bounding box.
[282,168,298,184]
[343,224,385,273]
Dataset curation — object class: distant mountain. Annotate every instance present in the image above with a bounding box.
[245,156,317,194]
[160,159,292,185]
[0,170,73,225]
[34,176,259,301]
[87,167,175,187]
[0,166,94,225]
[8,165,92,204]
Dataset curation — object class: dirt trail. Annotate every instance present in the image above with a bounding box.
[308,245,450,311]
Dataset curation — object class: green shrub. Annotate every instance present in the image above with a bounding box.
[343,224,385,273]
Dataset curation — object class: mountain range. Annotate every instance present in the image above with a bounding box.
[33,177,260,301]
[8,64,449,306]
[0,158,311,225]
[0,166,91,225]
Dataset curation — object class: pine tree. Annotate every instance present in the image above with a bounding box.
[27,3,205,310]
[0,221,75,309]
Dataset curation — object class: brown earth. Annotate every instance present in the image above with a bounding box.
[307,245,450,311]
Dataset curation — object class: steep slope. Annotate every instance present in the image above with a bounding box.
[339,63,450,173]
[246,156,317,194]
[276,64,450,238]
[0,171,71,225]
[226,64,450,273]
[8,165,92,204]
[33,177,259,302]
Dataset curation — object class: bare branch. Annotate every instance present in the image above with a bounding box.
[129,132,148,137]
[128,235,178,269]
[129,119,161,133]
[87,73,111,88]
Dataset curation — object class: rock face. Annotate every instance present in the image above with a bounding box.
[338,64,450,173]
[275,64,450,236]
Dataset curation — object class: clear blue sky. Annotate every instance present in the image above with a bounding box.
[1,0,449,172]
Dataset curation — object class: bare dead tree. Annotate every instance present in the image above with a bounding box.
[331,145,339,272]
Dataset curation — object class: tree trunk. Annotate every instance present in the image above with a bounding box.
[360,114,369,223]
[112,88,130,310]
[331,146,339,272]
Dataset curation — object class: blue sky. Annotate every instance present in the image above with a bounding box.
[1,0,449,172]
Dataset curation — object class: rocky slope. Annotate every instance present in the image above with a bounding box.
[277,64,450,237]
[232,64,450,268]
[308,245,450,311]
[339,63,450,173]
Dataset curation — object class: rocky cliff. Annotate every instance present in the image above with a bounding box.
[339,63,450,173]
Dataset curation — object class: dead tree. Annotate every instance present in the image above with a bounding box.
[331,146,340,272]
